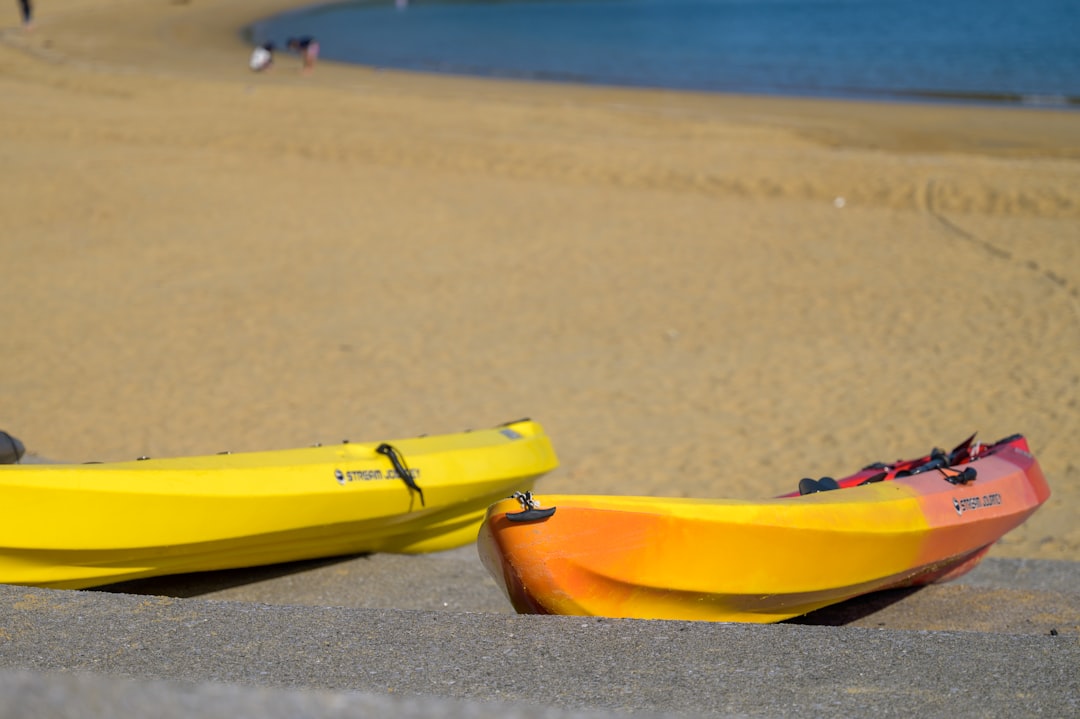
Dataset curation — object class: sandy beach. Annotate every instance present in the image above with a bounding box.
[2,0,1078,572]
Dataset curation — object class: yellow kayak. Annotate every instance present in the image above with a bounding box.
[0,419,557,589]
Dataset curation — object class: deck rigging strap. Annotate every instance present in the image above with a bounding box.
[375,443,425,506]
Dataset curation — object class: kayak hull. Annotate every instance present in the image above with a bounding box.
[1,419,558,589]
[478,438,1048,623]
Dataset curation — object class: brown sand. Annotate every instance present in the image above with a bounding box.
[2,0,1077,562]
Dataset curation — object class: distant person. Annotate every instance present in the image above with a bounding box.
[286,36,319,74]
[249,42,275,72]
[17,0,32,29]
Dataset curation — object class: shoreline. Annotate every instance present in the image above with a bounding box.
[6,0,1080,157]
[246,0,1080,112]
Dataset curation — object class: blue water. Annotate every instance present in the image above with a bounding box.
[249,0,1080,106]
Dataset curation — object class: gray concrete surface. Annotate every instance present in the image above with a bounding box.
[4,451,1078,716]
[0,669,670,719]
[1,554,1077,718]
[92,548,1080,634]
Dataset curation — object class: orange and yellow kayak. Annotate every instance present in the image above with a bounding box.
[477,434,1049,623]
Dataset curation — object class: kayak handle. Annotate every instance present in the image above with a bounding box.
[941,466,977,485]
[375,443,425,506]
[506,490,557,522]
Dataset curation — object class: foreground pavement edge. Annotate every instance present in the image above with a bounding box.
[0,557,1077,718]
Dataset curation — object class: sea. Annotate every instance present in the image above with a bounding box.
[248,0,1080,107]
